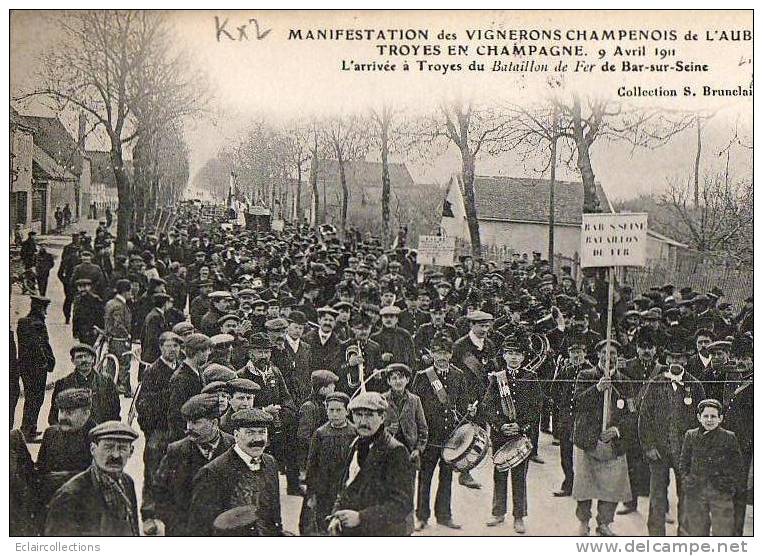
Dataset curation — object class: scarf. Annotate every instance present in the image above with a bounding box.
[90,465,139,535]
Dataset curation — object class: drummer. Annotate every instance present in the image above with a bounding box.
[410,333,468,531]
[477,330,543,533]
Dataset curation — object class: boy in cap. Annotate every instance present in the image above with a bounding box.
[382,364,428,475]
[151,394,234,536]
[329,392,414,536]
[187,409,283,536]
[49,344,120,427]
[45,422,140,536]
[301,391,356,535]
[481,332,543,533]
[680,399,742,536]
[297,370,340,474]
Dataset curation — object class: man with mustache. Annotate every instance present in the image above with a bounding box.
[45,421,140,536]
[187,408,283,536]
[219,378,261,434]
[37,388,96,475]
[151,393,234,536]
[48,344,120,427]
[328,391,414,536]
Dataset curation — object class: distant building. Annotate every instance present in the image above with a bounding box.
[10,108,91,233]
[306,159,415,226]
[85,150,122,214]
[440,174,687,265]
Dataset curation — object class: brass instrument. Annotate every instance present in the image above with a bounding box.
[525,332,550,374]
[345,342,366,392]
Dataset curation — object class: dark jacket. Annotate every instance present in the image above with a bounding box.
[572,365,628,455]
[44,467,139,536]
[451,334,496,404]
[136,357,179,435]
[166,362,203,441]
[49,371,120,426]
[280,339,314,404]
[187,448,282,536]
[237,363,296,432]
[303,329,344,372]
[16,310,55,375]
[382,390,428,453]
[141,307,169,365]
[72,292,104,344]
[680,426,742,494]
[639,371,706,462]
[153,432,234,535]
[410,365,467,445]
[333,429,414,536]
[478,367,543,448]
[371,326,416,369]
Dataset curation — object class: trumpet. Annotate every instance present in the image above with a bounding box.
[345,342,366,392]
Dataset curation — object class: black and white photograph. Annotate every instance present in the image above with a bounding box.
[7,7,754,544]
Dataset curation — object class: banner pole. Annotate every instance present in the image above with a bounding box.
[602,266,615,432]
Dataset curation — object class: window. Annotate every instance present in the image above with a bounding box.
[11,191,28,225]
[32,188,46,223]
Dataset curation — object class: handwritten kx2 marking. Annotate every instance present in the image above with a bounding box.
[215,16,271,42]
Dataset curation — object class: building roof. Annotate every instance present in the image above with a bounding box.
[471,175,611,225]
[317,159,415,190]
[13,110,84,176]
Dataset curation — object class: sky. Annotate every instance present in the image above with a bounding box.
[10,10,753,201]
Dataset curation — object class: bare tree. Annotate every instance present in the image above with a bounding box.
[323,115,369,232]
[659,174,753,264]
[282,123,311,223]
[17,10,206,252]
[417,98,514,256]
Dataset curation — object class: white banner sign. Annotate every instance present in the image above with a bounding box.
[417,235,456,267]
[580,213,648,268]
[271,219,285,232]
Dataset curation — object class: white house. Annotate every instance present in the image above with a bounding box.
[440,174,687,265]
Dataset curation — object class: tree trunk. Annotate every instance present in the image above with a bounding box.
[548,119,558,270]
[694,116,702,207]
[380,117,391,248]
[111,141,132,255]
[460,147,482,258]
[339,157,349,232]
[309,155,319,227]
[572,97,600,213]
[295,163,302,222]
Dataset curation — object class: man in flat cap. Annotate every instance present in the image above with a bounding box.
[281,311,314,405]
[339,313,384,395]
[136,330,184,522]
[45,421,140,536]
[238,333,299,494]
[187,409,283,536]
[218,313,250,369]
[104,279,134,396]
[328,392,414,536]
[49,344,120,427]
[201,291,233,337]
[219,378,261,434]
[151,394,234,536]
[167,333,213,441]
[37,388,96,475]
[71,277,104,346]
[70,248,107,299]
[451,310,496,489]
[141,292,174,366]
[304,306,344,372]
[639,339,706,536]
[371,305,416,370]
[15,295,55,440]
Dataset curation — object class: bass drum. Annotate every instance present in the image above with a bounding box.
[441,422,491,473]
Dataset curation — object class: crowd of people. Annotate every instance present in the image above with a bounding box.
[9,203,754,537]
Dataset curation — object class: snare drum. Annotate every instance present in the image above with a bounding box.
[493,435,533,472]
[441,422,491,473]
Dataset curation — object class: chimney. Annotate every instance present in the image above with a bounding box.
[77,112,87,150]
